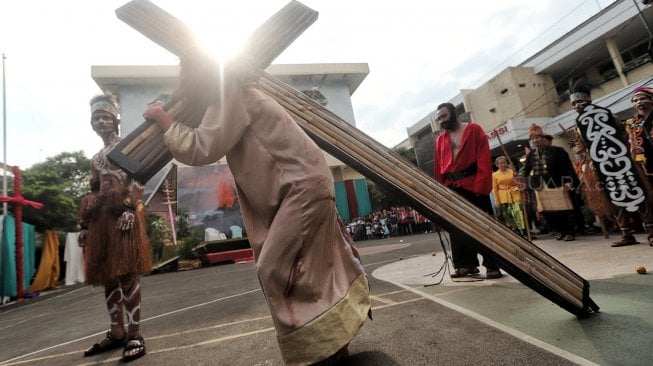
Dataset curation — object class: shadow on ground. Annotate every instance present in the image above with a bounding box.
[342,351,400,365]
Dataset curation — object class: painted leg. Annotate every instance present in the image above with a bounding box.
[120,273,141,338]
[120,273,146,362]
[105,281,126,339]
[83,281,126,357]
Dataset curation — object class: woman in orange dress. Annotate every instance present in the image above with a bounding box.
[492,156,525,235]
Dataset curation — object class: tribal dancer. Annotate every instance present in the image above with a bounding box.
[79,94,152,362]
[568,86,618,238]
[622,86,653,246]
[571,82,653,246]
[569,131,616,234]
[143,53,370,366]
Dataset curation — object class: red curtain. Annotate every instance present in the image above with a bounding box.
[344,180,358,220]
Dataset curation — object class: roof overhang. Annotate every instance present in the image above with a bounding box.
[92,62,369,96]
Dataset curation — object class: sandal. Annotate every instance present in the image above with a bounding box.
[122,335,146,362]
[84,330,125,357]
[450,267,475,278]
[611,235,639,247]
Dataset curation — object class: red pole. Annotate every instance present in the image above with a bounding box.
[15,204,23,299]
[12,166,23,300]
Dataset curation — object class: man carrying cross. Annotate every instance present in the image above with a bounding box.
[143,52,371,365]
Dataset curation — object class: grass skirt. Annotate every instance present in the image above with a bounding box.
[81,190,152,286]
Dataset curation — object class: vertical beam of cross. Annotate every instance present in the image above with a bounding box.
[0,166,44,300]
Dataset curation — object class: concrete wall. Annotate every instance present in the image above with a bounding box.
[465,67,557,130]
[115,84,176,136]
[111,79,355,137]
[278,78,357,125]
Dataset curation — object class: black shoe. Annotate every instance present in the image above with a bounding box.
[486,270,503,279]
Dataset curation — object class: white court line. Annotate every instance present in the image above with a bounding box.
[0,287,88,317]
[0,327,278,366]
[0,288,261,365]
[386,280,599,366]
[2,296,431,365]
[363,258,400,267]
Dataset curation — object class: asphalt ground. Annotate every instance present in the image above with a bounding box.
[0,230,651,365]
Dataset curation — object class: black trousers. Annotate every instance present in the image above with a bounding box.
[448,186,500,271]
[542,210,575,236]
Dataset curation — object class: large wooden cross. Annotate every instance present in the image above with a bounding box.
[0,165,44,300]
[108,0,598,317]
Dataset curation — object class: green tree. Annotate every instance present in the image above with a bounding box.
[146,213,168,262]
[394,146,417,165]
[175,209,192,239]
[178,226,204,260]
[366,146,419,211]
[367,180,403,212]
[19,151,91,232]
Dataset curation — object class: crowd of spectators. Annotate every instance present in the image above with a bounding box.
[344,206,434,241]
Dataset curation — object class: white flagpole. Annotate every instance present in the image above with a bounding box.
[2,53,7,215]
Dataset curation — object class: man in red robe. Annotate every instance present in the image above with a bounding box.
[433,103,502,279]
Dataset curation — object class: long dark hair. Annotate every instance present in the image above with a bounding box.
[437,102,458,123]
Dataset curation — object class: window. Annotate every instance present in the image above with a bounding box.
[417,128,432,139]
[597,40,651,80]
[597,61,618,82]
[622,40,652,73]
[554,74,587,103]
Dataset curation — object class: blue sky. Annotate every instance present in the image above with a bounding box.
[0,0,616,168]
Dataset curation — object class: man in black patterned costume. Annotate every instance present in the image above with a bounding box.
[568,86,618,239]
[78,94,152,362]
[572,83,653,247]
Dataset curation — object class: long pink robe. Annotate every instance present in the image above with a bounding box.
[163,80,370,365]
